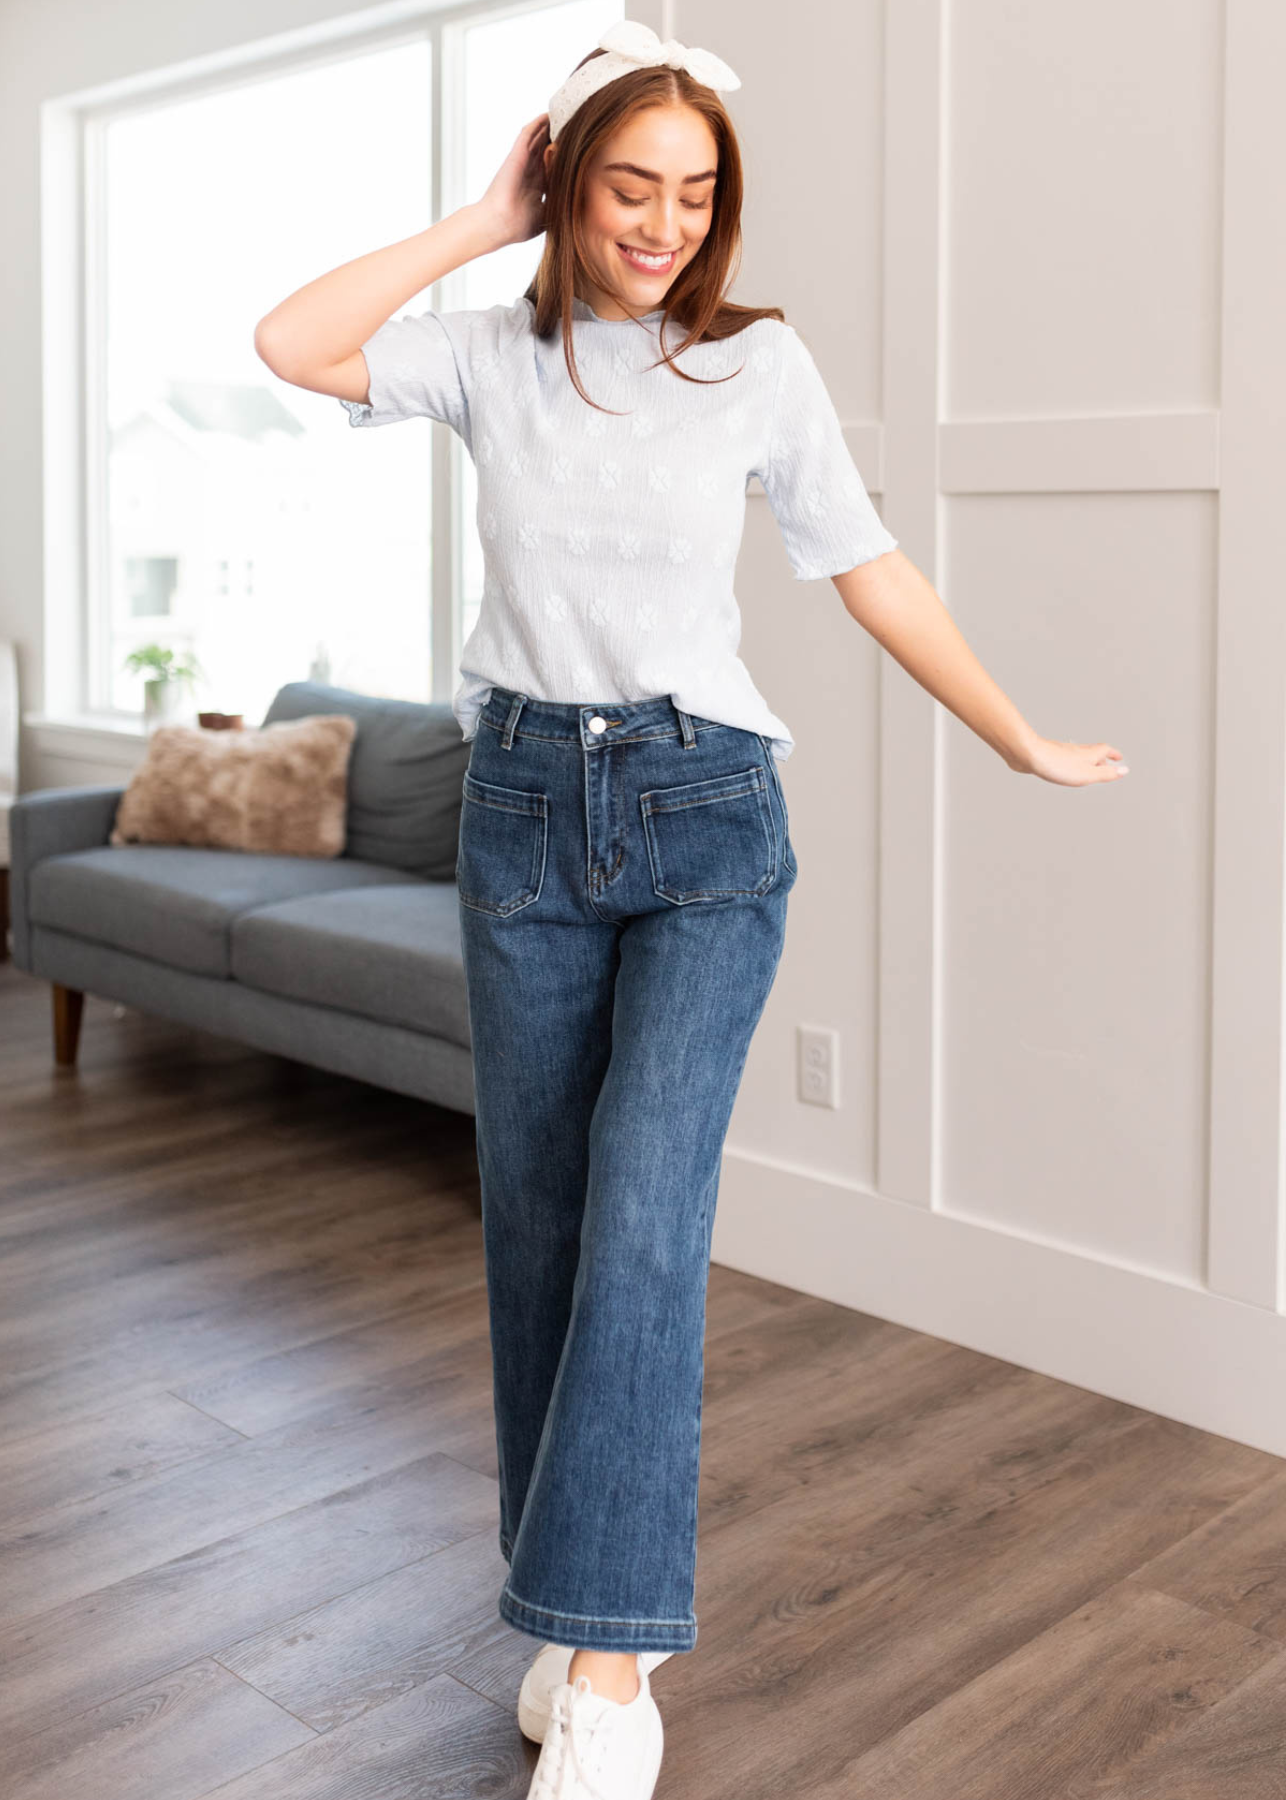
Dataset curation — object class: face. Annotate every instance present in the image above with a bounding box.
[546,104,719,319]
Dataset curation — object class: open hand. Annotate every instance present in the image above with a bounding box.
[476,114,551,248]
[1021,738,1130,786]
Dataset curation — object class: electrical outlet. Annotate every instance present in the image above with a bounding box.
[797,1025,840,1109]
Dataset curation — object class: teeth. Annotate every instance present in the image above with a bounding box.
[620,245,675,268]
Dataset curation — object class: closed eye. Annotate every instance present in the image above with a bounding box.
[612,190,711,210]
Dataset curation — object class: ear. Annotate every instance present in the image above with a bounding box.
[543,141,556,174]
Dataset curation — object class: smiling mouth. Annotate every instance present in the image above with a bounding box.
[616,242,679,272]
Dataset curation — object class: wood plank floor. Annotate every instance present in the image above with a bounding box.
[3,962,1286,1798]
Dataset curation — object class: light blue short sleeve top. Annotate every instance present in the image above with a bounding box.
[341,294,897,763]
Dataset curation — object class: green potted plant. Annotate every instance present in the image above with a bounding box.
[122,644,206,732]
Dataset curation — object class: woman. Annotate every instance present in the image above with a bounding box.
[257,20,1128,1799]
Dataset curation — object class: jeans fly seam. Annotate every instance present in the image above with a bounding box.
[582,744,614,923]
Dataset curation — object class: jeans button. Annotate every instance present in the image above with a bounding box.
[588,716,607,734]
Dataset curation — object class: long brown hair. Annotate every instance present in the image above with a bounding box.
[523,51,783,412]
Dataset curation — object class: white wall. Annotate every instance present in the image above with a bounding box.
[4,0,1285,1452]
[715,0,1286,1458]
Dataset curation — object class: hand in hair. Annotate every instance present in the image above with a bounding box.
[476,114,552,248]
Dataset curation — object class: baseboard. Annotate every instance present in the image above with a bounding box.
[713,1147,1286,1458]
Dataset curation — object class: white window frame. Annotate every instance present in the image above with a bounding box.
[35,0,560,739]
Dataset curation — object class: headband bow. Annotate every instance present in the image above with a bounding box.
[548,19,741,141]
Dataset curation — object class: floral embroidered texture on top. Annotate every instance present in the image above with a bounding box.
[341,293,898,763]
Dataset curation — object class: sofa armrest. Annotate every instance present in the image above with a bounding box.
[9,785,126,972]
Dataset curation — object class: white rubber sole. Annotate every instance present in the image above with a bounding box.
[517,1647,674,1744]
[639,1706,665,1800]
[517,1688,548,1744]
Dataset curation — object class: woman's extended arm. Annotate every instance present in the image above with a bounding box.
[832,549,1129,787]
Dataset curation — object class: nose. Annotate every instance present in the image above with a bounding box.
[641,196,682,244]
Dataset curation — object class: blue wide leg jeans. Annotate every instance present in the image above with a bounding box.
[456,684,798,1654]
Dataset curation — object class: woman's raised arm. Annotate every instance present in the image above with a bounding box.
[253,112,551,395]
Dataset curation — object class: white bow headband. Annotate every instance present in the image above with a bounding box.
[547,19,741,142]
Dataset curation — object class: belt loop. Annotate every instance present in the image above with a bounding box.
[674,703,697,750]
[501,692,527,750]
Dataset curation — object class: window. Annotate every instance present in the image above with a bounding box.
[87,0,621,728]
[124,556,177,618]
[448,0,623,651]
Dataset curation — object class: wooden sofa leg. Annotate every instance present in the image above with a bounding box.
[53,983,84,1067]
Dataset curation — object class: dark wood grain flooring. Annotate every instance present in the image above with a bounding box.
[3,965,1285,1798]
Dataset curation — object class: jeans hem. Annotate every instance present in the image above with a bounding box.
[498,1583,698,1653]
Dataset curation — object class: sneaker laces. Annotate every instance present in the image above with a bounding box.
[530,1674,626,1800]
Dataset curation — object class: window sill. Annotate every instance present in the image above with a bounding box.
[25,711,147,738]
[24,711,151,771]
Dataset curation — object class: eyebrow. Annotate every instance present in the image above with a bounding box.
[602,161,718,185]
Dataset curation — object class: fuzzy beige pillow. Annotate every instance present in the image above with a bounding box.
[109,714,358,857]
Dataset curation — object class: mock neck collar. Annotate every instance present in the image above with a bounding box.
[571,295,666,324]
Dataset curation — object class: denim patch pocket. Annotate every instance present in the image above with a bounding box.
[456,772,548,916]
[640,765,777,904]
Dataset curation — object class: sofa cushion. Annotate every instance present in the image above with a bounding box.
[27,845,419,979]
[229,883,470,1048]
[261,681,469,883]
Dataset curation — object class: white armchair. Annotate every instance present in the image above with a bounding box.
[0,639,17,960]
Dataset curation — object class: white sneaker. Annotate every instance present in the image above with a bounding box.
[524,1655,664,1800]
[518,1643,673,1744]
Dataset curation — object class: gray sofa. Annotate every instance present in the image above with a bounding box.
[9,681,477,1113]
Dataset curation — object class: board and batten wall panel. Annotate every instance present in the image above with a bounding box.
[702,0,1286,1457]
[702,0,895,1191]
[942,491,1215,1281]
[939,0,1223,1279]
[946,2,1223,420]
